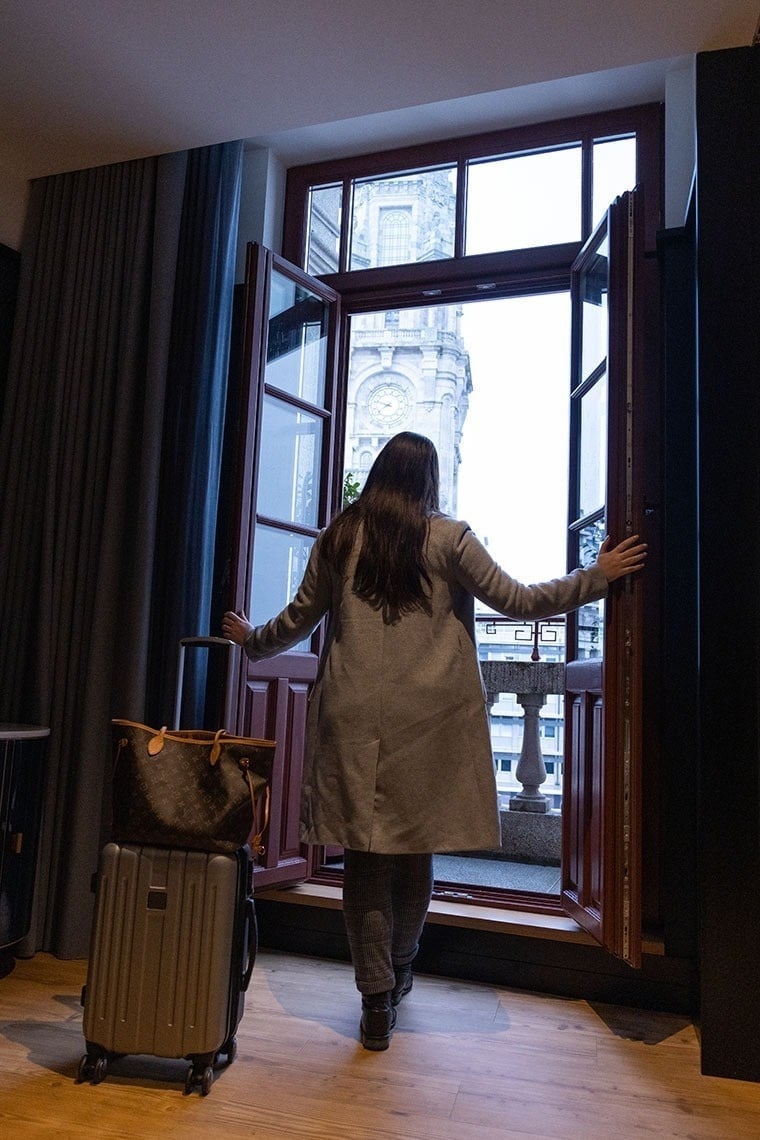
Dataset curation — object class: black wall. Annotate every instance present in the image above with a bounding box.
[696,45,760,1082]
[658,209,700,963]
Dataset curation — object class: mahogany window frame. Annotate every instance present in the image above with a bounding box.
[279,102,663,915]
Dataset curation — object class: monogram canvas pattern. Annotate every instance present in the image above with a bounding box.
[110,721,275,854]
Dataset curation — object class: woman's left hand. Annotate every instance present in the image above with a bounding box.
[595,535,648,583]
[221,609,253,646]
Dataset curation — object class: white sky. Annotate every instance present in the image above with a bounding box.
[457,292,571,585]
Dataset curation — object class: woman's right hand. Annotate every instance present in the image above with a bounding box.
[221,609,253,646]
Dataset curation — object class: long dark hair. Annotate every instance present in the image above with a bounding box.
[322,432,440,615]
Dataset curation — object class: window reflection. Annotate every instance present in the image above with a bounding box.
[579,376,607,517]
[305,183,342,275]
[266,271,328,405]
[249,526,315,649]
[576,518,607,659]
[258,396,322,529]
[580,236,609,378]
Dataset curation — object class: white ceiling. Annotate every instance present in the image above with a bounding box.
[0,1,758,181]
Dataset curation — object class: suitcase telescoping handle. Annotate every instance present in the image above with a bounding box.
[174,636,238,731]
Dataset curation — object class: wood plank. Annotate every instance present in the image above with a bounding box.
[1,951,759,1139]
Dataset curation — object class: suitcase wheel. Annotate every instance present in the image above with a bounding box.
[77,1051,108,1085]
[184,1062,215,1097]
[219,1035,237,1064]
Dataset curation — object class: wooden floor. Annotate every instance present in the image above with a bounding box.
[2,950,760,1139]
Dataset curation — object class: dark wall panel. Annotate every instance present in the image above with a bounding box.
[696,45,760,1082]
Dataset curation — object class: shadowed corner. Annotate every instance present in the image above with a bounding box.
[589,1001,694,1045]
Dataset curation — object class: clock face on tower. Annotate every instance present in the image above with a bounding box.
[368,383,411,427]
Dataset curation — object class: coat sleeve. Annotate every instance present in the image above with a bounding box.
[243,535,333,661]
[451,523,608,619]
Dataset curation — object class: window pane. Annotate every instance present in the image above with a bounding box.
[592,136,637,229]
[580,235,609,377]
[576,518,606,659]
[579,375,607,518]
[466,146,582,254]
[258,396,322,528]
[265,269,328,404]
[249,525,315,648]
[349,167,456,270]
[343,293,570,581]
[305,184,342,275]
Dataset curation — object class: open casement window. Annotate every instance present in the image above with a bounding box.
[229,243,340,889]
[562,189,645,967]
[231,192,649,947]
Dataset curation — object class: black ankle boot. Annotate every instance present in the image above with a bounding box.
[360,992,397,1050]
[391,965,413,1006]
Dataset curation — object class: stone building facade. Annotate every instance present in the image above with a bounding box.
[307,170,473,512]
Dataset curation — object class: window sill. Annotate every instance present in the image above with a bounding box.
[259,881,664,954]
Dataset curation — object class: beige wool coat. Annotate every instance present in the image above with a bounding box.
[243,514,608,855]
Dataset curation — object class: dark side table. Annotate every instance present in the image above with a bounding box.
[0,725,49,974]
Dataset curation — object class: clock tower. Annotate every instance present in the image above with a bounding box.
[342,173,472,515]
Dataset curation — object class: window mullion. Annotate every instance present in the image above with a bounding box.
[454,157,467,259]
[581,137,594,240]
[339,180,352,272]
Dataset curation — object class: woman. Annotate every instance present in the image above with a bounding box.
[222,432,646,1050]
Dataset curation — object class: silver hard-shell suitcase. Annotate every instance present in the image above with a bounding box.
[78,635,259,1096]
[78,842,256,1095]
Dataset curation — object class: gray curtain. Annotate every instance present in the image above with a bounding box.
[0,141,243,957]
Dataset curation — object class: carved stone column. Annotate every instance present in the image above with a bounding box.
[480,659,565,816]
[510,691,549,813]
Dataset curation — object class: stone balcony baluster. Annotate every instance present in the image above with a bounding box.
[480,659,565,815]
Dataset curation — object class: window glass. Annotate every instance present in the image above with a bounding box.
[580,235,609,378]
[305,184,342,275]
[265,270,328,404]
[377,209,412,266]
[575,518,606,659]
[343,292,570,580]
[249,525,315,647]
[466,146,582,254]
[592,136,637,229]
[349,167,456,270]
[258,395,322,528]
[579,375,607,518]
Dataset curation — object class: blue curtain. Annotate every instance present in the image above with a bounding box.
[0,140,244,956]
[147,143,243,729]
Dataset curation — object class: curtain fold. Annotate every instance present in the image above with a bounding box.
[147,142,243,729]
[0,140,243,957]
